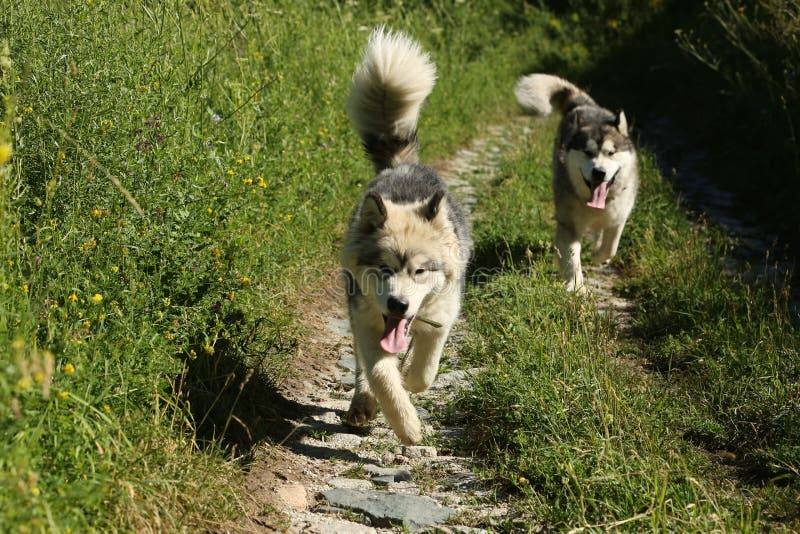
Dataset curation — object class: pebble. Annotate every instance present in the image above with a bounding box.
[276,482,308,510]
[403,445,437,459]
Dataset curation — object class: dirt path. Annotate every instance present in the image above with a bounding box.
[236,117,637,533]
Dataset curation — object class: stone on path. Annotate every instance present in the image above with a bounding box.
[292,510,376,534]
[276,482,308,510]
[328,477,373,490]
[321,488,455,529]
[403,445,437,459]
[362,464,412,482]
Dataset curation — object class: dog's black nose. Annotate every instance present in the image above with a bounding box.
[591,168,606,181]
[387,296,409,315]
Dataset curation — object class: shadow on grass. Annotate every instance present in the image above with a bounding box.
[171,309,381,465]
[468,237,551,284]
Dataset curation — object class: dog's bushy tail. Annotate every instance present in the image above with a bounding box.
[348,26,436,172]
[514,74,595,116]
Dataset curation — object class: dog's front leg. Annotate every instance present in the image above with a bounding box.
[402,327,449,393]
[592,223,625,264]
[366,351,422,445]
[346,321,422,444]
[346,336,378,426]
[556,222,584,292]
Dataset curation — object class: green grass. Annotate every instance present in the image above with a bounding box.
[3,0,798,531]
[456,115,800,530]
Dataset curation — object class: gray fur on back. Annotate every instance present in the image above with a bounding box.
[362,163,471,259]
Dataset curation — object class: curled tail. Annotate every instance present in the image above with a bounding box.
[514,74,596,116]
[347,26,436,172]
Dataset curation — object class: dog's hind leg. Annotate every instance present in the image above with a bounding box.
[556,222,584,291]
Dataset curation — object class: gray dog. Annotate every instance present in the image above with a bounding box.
[516,74,638,291]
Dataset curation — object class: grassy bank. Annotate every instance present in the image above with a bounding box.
[3,0,798,531]
[457,110,799,530]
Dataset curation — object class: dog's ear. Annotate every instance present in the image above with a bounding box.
[616,110,629,137]
[421,190,445,221]
[572,110,584,129]
[360,192,387,232]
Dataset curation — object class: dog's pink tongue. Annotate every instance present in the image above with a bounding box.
[587,181,609,209]
[380,316,409,354]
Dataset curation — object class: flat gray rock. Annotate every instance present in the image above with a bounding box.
[321,488,455,529]
[362,464,412,482]
[327,317,351,338]
[339,373,355,388]
[337,355,356,372]
[328,477,373,490]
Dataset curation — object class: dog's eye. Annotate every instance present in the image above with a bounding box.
[379,265,393,276]
[415,268,426,275]
[584,150,594,157]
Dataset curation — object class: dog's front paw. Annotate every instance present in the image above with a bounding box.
[565,278,586,294]
[395,417,422,445]
[591,252,613,265]
[345,392,377,426]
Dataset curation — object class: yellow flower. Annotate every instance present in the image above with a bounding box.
[189,349,197,359]
[30,487,40,497]
[63,363,76,375]
[98,314,106,321]
[164,332,174,340]
[211,248,222,258]
[90,293,103,304]
[11,338,24,351]
[244,155,251,161]
[242,178,253,186]
[239,276,251,285]
[68,293,78,302]
[57,391,69,400]
[518,476,528,484]
[21,284,29,294]
[236,158,243,165]
[33,371,45,383]
[16,376,32,390]
[226,169,235,175]
[3,283,9,291]
[91,209,103,217]
[103,404,111,413]
[0,142,12,166]
[285,214,292,221]
[111,266,119,273]
[203,343,214,355]
[83,320,91,328]
[207,207,213,214]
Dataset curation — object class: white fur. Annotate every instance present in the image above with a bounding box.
[347,26,437,141]
[514,73,580,116]
[343,199,466,444]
